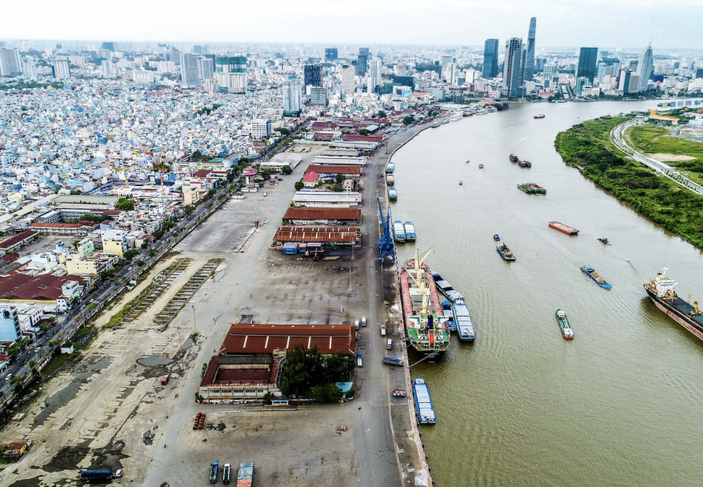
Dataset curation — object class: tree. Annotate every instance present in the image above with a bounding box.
[377,110,387,118]
[116,197,135,211]
[359,129,369,136]
[309,383,343,403]
[261,170,271,180]
[403,115,415,126]
[184,205,195,215]
[275,127,291,136]
[335,174,346,184]
[281,165,293,175]
[332,183,343,192]
[294,180,304,191]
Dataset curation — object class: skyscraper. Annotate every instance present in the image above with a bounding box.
[304,64,323,87]
[0,48,22,77]
[523,17,537,81]
[482,39,499,79]
[215,55,246,73]
[637,43,654,91]
[356,48,369,76]
[180,53,201,88]
[369,58,382,89]
[577,47,598,83]
[325,48,338,61]
[503,38,523,98]
[341,65,355,93]
[197,58,214,80]
[282,77,302,116]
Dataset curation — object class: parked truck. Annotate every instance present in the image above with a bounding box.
[236,463,254,487]
[80,469,113,481]
[223,462,232,484]
[209,461,219,484]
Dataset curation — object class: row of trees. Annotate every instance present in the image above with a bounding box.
[555,117,703,249]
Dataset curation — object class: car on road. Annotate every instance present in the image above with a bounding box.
[5,374,12,381]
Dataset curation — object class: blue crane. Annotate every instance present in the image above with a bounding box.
[377,196,395,263]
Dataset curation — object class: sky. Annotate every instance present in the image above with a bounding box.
[3,0,702,50]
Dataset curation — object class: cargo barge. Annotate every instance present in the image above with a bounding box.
[581,265,612,289]
[431,272,463,303]
[413,377,436,424]
[517,182,546,195]
[644,270,703,341]
[388,188,398,201]
[404,221,416,241]
[517,160,532,167]
[399,248,451,359]
[549,221,579,235]
[453,298,476,341]
[393,220,406,243]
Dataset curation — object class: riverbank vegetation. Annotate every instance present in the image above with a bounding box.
[555,117,703,249]
[626,125,703,185]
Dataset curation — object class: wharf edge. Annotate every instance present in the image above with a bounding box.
[384,121,435,486]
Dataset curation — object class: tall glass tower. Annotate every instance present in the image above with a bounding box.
[577,47,599,83]
[523,17,537,81]
[503,38,524,97]
[638,43,654,91]
[482,39,499,79]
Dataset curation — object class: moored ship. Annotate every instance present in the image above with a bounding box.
[453,298,476,341]
[644,269,703,341]
[413,377,436,424]
[509,154,519,162]
[388,188,398,201]
[517,160,532,167]
[549,221,579,235]
[399,248,451,359]
[404,221,416,241]
[393,220,406,243]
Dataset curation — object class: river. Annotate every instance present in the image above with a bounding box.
[391,100,703,486]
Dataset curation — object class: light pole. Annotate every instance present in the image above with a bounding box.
[192,304,197,333]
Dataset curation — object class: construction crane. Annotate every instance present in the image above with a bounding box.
[376,196,395,263]
[152,155,170,196]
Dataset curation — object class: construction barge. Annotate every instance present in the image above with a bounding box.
[549,221,579,235]
[517,182,546,195]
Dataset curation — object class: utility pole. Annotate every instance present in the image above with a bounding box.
[192,304,197,332]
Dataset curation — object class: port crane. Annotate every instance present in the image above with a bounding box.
[690,295,700,316]
[377,196,395,263]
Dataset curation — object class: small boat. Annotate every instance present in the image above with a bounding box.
[466,159,470,164]
[459,180,463,185]
[597,237,611,245]
[493,234,500,241]
[517,160,531,168]
[386,162,395,174]
[496,243,516,261]
[392,389,407,398]
[534,114,546,119]
[478,164,484,169]
[413,377,436,424]
[386,174,395,186]
[509,154,519,162]
[549,221,579,235]
[388,188,397,201]
[581,265,612,289]
[555,309,574,339]
[393,220,406,243]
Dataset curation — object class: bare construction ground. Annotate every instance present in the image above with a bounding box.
[0,138,428,486]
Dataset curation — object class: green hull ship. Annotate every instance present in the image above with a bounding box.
[399,247,450,360]
[517,182,546,194]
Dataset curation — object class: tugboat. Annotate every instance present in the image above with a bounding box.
[459,180,463,186]
[555,309,574,339]
[509,154,519,162]
[581,265,612,289]
[493,234,500,241]
[517,160,532,168]
[496,243,516,261]
[534,114,546,119]
[466,159,470,164]
[597,237,611,245]
[478,164,484,169]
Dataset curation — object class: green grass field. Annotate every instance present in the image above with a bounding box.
[627,124,703,185]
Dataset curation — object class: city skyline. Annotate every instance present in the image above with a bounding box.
[2,0,701,49]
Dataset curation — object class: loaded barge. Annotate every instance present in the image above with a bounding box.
[399,248,451,359]
[549,221,579,235]
[644,270,703,341]
[517,182,546,195]
[581,265,612,289]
